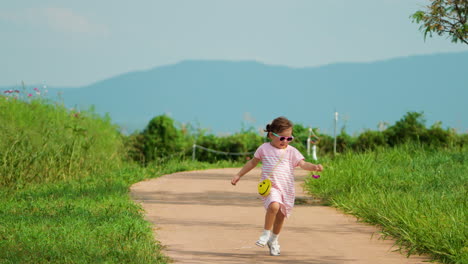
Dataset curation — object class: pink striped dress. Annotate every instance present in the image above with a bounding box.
[254,143,304,217]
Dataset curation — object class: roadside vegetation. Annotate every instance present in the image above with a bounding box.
[1,87,466,263]
[305,146,467,264]
[0,90,239,263]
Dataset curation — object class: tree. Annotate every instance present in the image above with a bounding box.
[141,115,184,163]
[384,112,427,146]
[411,0,468,45]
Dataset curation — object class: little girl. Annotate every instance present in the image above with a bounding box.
[231,116,323,256]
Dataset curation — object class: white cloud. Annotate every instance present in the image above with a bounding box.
[1,7,109,36]
[40,7,108,35]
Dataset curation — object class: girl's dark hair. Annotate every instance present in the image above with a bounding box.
[264,116,293,134]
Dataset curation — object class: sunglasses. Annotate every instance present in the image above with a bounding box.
[272,132,294,142]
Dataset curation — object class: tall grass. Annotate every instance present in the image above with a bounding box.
[0,160,236,263]
[0,165,163,263]
[0,94,242,263]
[0,96,123,187]
[305,145,467,264]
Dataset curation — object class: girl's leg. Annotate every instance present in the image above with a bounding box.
[268,207,284,256]
[264,202,280,230]
[272,209,285,234]
[256,202,280,247]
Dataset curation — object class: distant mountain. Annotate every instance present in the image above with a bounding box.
[8,52,468,135]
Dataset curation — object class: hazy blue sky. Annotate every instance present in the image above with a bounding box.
[2,0,467,87]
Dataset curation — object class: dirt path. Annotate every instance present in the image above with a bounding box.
[130,168,431,264]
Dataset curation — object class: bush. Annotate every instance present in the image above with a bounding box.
[128,112,467,162]
[141,115,188,164]
[124,132,146,164]
[290,124,309,154]
[194,132,263,162]
[354,130,387,152]
[336,128,354,153]
[456,133,468,147]
[384,112,427,146]
[423,122,457,147]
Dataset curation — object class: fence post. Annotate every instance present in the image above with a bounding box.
[192,144,196,161]
[312,145,318,161]
[334,111,338,156]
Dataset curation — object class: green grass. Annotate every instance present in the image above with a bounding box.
[0,160,237,263]
[0,96,124,187]
[0,168,160,263]
[0,95,242,263]
[305,145,467,264]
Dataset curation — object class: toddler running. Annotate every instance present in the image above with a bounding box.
[231,116,323,256]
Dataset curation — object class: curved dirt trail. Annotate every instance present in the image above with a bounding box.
[130,168,431,264]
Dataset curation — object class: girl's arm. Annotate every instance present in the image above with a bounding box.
[298,160,323,172]
[231,157,260,185]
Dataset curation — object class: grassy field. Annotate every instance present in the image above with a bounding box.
[305,145,467,264]
[0,160,236,263]
[0,96,123,187]
[0,95,240,263]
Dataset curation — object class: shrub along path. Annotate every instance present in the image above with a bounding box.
[131,168,432,264]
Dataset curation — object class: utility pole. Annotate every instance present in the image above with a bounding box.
[333,111,338,156]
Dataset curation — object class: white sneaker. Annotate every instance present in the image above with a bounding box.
[255,232,270,247]
[267,240,281,256]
